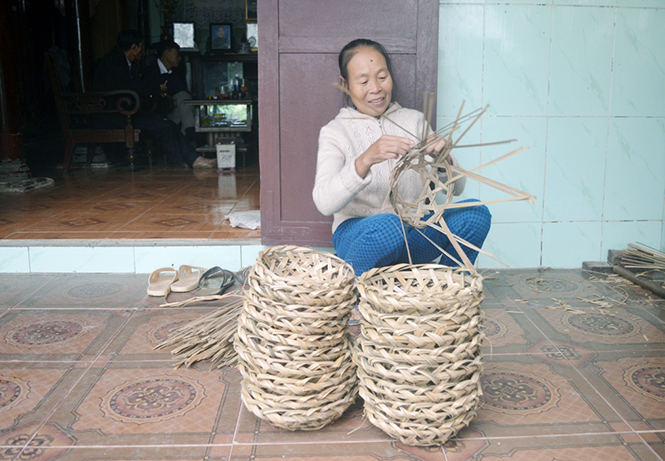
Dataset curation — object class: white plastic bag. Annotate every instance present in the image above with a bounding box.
[225,210,261,230]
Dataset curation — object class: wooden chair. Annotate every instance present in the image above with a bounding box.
[45,52,150,170]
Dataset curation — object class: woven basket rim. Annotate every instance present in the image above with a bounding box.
[253,245,356,287]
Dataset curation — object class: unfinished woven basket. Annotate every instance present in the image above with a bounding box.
[234,245,359,431]
[354,263,484,446]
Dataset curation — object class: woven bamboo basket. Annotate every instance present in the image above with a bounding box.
[234,245,359,431]
[354,263,484,446]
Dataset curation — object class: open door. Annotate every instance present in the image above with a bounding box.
[259,0,439,246]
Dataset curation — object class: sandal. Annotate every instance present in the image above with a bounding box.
[196,266,236,296]
[147,267,179,297]
[234,266,252,286]
[170,265,207,293]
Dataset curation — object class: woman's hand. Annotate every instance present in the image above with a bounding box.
[423,133,447,156]
[355,135,414,178]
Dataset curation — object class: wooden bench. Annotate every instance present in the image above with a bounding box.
[45,52,150,170]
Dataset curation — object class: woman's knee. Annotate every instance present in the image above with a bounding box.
[473,203,492,228]
[366,214,405,249]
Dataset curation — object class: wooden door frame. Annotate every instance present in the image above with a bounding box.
[258,0,439,247]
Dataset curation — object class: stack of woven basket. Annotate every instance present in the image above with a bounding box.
[234,245,359,431]
[354,264,485,446]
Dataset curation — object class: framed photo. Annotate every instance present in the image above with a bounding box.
[246,22,258,52]
[245,0,257,21]
[173,22,196,49]
[210,23,232,51]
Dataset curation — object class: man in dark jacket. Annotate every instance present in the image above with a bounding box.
[93,30,215,168]
[140,40,196,141]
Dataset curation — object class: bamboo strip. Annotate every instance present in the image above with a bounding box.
[451,105,488,148]
[468,147,530,174]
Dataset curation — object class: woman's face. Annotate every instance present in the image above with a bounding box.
[342,47,393,117]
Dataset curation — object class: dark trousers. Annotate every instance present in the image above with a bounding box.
[98,113,198,167]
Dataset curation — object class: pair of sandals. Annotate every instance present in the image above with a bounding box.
[147,265,236,297]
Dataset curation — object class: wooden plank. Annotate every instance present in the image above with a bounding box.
[259,0,281,238]
[415,0,439,119]
[279,0,418,38]
[278,37,417,54]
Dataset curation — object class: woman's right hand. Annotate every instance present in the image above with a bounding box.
[355,135,414,178]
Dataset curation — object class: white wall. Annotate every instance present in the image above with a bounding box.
[437,0,665,268]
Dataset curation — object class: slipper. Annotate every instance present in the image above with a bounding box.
[234,266,252,286]
[196,266,236,296]
[147,267,179,297]
[170,265,207,293]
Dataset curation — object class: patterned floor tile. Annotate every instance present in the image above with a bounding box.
[228,440,446,461]
[584,355,665,426]
[443,433,659,461]
[0,270,662,459]
[0,164,261,243]
[647,436,665,460]
[485,269,594,300]
[0,444,219,461]
[12,274,148,310]
[584,272,665,310]
[0,423,76,461]
[0,309,131,360]
[520,304,665,353]
[469,354,623,437]
[104,307,221,361]
[0,364,86,433]
[481,306,531,353]
[36,362,241,447]
[0,274,58,309]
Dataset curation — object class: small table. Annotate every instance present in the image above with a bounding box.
[185,99,253,166]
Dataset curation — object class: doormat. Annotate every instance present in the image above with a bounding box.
[0,177,55,193]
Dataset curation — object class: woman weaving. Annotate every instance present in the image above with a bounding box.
[312,39,492,276]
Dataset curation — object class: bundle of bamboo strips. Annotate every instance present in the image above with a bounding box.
[614,242,665,298]
[620,243,665,270]
[154,297,243,369]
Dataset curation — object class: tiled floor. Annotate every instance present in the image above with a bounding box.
[0,268,664,460]
[0,164,261,241]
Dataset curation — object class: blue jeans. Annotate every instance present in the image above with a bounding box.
[333,199,491,275]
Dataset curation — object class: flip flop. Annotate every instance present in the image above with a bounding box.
[234,266,252,286]
[147,267,179,297]
[170,265,207,293]
[196,266,236,296]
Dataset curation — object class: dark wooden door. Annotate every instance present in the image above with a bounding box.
[259,0,439,246]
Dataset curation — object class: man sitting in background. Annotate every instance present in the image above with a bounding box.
[93,30,215,169]
[140,40,197,143]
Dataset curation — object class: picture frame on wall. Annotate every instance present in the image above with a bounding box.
[172,22,196,50]
[210,23,232,51]
[246,0,257,21]
[246,22,258,52]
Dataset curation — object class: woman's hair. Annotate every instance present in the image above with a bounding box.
[338,39,393,83]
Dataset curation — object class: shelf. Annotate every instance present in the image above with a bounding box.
[196,126,251,133]
[201,53,257,63]
[197,146,249,153]
[184,99,254,106]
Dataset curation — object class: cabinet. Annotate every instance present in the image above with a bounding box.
[184,99,253,167]
[185,53,258,167]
